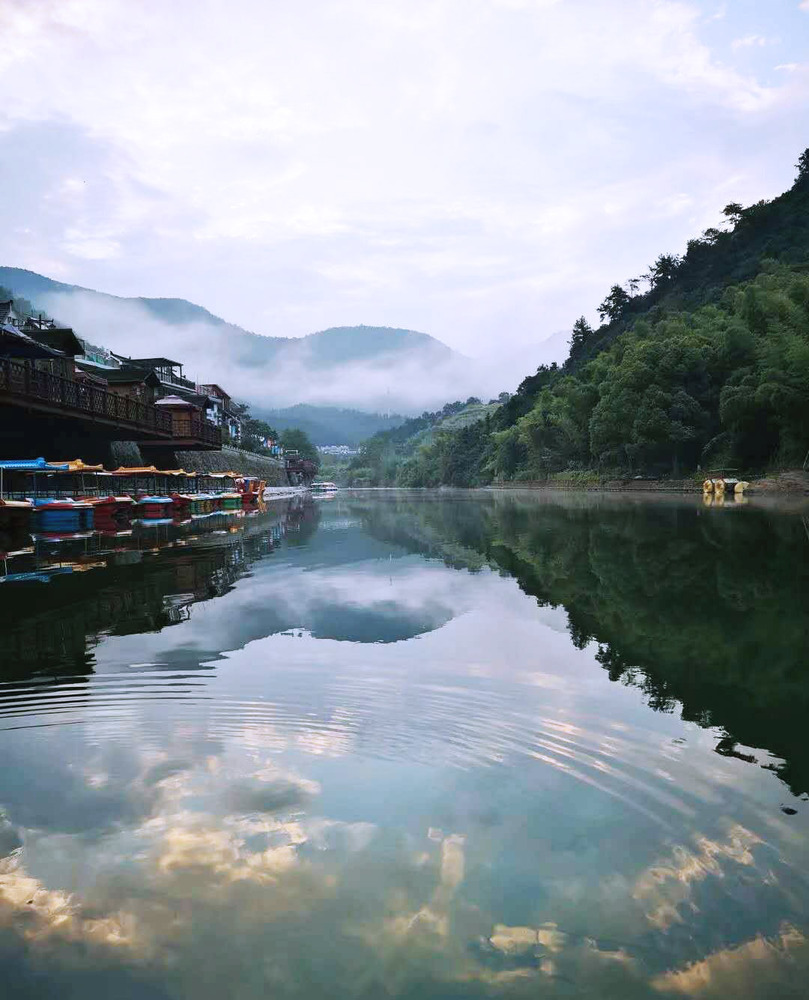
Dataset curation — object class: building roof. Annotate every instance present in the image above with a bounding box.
[0,325,63,360]
[199,383,231,399]
[119,356,183,369]
[97,365,161,388]
[27,327,84,357]
[155,394,198,408]
[73,366,109,386]
[23,316,56,331]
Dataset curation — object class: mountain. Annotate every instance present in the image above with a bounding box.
[347,398,501,485]
[255,404,405,447]
[352,149,809,485]
[0,267,228,328]
[0,267,456,368]
[0,268,464,412]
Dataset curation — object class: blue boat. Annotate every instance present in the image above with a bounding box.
[31,498,94,532]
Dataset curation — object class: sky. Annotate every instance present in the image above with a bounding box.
[0,0,808,368]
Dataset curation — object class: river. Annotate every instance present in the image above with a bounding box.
[0,490,807,998]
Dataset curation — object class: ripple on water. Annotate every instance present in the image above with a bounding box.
[0,659,758,836]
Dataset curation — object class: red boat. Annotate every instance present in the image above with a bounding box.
[237,477,266,508]
[82,495,134,530]
[134,495,174,519]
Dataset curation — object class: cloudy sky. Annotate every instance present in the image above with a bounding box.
[1,0,808,360]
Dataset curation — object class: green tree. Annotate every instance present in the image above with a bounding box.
[280,428,320,468]
[569,316,594,353]
[241,417,278,455]
[647,253,681,289]
[796,147,809,183]
[597,285,631,323]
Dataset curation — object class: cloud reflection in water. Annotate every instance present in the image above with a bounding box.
[0,497,807,997]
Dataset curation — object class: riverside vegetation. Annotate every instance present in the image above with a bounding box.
[349,149,809,487]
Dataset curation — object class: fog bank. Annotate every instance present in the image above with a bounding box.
[44,291,569,414]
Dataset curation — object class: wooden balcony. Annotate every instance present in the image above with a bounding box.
[160,412,222,450]
[0,358,222,450]
[0,357,173,439]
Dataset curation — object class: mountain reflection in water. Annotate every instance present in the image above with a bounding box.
[0,490,807,999]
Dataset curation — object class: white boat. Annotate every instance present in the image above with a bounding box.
[262,485,308,501]
[311,481,338,493]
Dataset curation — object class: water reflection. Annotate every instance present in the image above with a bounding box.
[0,491,807,998]
[352,491,809,796]
[0,499,318,677]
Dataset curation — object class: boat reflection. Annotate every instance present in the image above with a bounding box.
[0,497,318,678]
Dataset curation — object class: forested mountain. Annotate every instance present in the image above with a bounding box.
[353,149,809,486]
[348,398,502,485]
[254,404,404,447]
[0,267,460,369]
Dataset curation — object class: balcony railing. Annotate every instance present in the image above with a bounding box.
[169,412,222,447]
[160,372,197,391]
[0,358,173,435]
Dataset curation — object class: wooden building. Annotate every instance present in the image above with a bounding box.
[85,365,161,404]
[198,382,243,442]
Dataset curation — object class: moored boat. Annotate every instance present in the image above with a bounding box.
[31,497,94,532]
[220,491,243,511]
[0,497,33,529]
[82,495,135,529]
[236,476,266,508]
[134,495,174,520]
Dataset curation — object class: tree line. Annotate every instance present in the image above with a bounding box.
[351,148,809,485]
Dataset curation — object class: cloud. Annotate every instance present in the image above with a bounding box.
[632,824,763,931]
[651,924,807,997]
[0,0,805,362]
[731,35,773,50]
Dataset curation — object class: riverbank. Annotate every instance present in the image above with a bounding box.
[109,443,289,485]
[487,470,809,495]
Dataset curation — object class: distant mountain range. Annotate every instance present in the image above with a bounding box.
[0,267,457,371]
[254,404,404,447]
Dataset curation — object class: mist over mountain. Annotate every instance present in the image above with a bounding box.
[0,268,567,414]
[255,405,404,447]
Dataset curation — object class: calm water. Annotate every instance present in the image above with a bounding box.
[0,491,808,998]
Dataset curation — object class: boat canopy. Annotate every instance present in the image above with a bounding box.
[51,459,105,472]
[0,458,70,471]
[109,466,161,475]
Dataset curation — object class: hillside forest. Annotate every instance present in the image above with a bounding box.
[349,149,809,486]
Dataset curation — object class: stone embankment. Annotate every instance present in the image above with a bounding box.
[109,442,289,485]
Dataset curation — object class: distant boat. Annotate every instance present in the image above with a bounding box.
[311,481,338,492]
